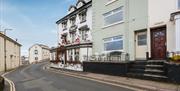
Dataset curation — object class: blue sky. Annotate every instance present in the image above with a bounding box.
[0,0,76,56]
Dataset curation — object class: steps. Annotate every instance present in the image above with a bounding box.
[127,60,168,81]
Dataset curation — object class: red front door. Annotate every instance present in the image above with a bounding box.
[151,26,166,60]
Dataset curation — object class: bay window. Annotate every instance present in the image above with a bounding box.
[70,17,76,26]
[104,35,123,51]
[80,30,87,41]
[70,33,76,43]
[62,21,67,30]
[79,12,86,23]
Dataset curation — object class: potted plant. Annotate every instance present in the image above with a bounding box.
[171,55,180,63]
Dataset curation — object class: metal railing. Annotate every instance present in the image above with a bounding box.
[83,52,130,62]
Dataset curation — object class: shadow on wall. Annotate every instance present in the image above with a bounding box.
[0,76,4,91]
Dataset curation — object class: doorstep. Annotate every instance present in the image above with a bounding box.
[48,66,180,91]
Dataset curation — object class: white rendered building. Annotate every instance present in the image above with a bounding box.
[29,44,50,64]
[56,0,92,64]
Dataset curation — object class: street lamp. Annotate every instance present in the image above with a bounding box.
[4,28,12,35]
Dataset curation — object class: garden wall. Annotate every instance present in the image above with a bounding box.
[83,61,129,76]
[165,63,180,84]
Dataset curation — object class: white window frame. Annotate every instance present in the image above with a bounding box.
[137,33,147,46]
[103,35,123,52]
[178,0,180,10]
[62,22,67,30]
[103,7,124,28]
[34,50,38,55]
[106,0,118,6]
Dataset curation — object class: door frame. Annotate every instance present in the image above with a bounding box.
[134,29,147,60]
[150,25,167,60]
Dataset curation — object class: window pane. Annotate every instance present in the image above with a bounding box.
[178,0,180,9]
[113,36,122,40]
[104,11,123,25]
[34,50,38,54]
[138,34,147,46]
[103,7,123,26]
[113,7,122,13]
[104,40,123,51]
[104,37,112,42]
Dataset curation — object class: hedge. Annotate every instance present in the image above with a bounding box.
[0,76,4,91]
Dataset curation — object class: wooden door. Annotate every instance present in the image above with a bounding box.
[151,26,166,60]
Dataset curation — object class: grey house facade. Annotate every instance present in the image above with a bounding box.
[92,0,179,61]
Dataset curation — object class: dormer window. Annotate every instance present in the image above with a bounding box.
[79,11,87,23]
[77,1,85,8]
[61,34,67,44]
[68,5,76,14]
[70,17,76,26]
[62,21,67,30]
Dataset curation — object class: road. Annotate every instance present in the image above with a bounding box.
[5,62,133,91]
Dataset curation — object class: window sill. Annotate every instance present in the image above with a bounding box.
[80,20,86,24]
[105,0,118,6]
[102,21,124,29]
[103,50,124,54]
[63,28,67,31]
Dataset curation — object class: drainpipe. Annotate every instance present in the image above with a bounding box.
[174,14,180,52]
[19,47,21,67]
[4,36,7,72]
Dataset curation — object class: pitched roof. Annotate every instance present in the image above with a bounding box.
[0,32,22,46]
[38,44,50,49]
[29,44,50,50]
[56,0,92,24]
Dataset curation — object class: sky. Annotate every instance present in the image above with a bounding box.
[0,0,76,56]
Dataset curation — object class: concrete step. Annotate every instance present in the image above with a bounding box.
[143,74,168,79]
[145,69,164,73]
[146,65,163,67]
[146,65,164,70]
[147,60,166,62]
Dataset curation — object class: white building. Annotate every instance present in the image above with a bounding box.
[21,56,29,65]
[170,0,180,56]
[29,44,50,64]
[50,47,56,61]
[55,0,92,64]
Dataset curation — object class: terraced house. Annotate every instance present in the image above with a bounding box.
[55,0,92,64]
[0,32,21,72]
[92,0,180,61]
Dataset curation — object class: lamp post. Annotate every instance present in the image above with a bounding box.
[3,28,12,72]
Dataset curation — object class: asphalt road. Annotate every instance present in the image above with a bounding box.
[5,62,133,91]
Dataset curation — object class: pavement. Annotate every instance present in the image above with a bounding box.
[4,62,134,91]
[0,72,4,75]
[47,65,180,91]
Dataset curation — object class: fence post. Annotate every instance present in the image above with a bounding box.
[146,52,149,60]
[125,53,129,61]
